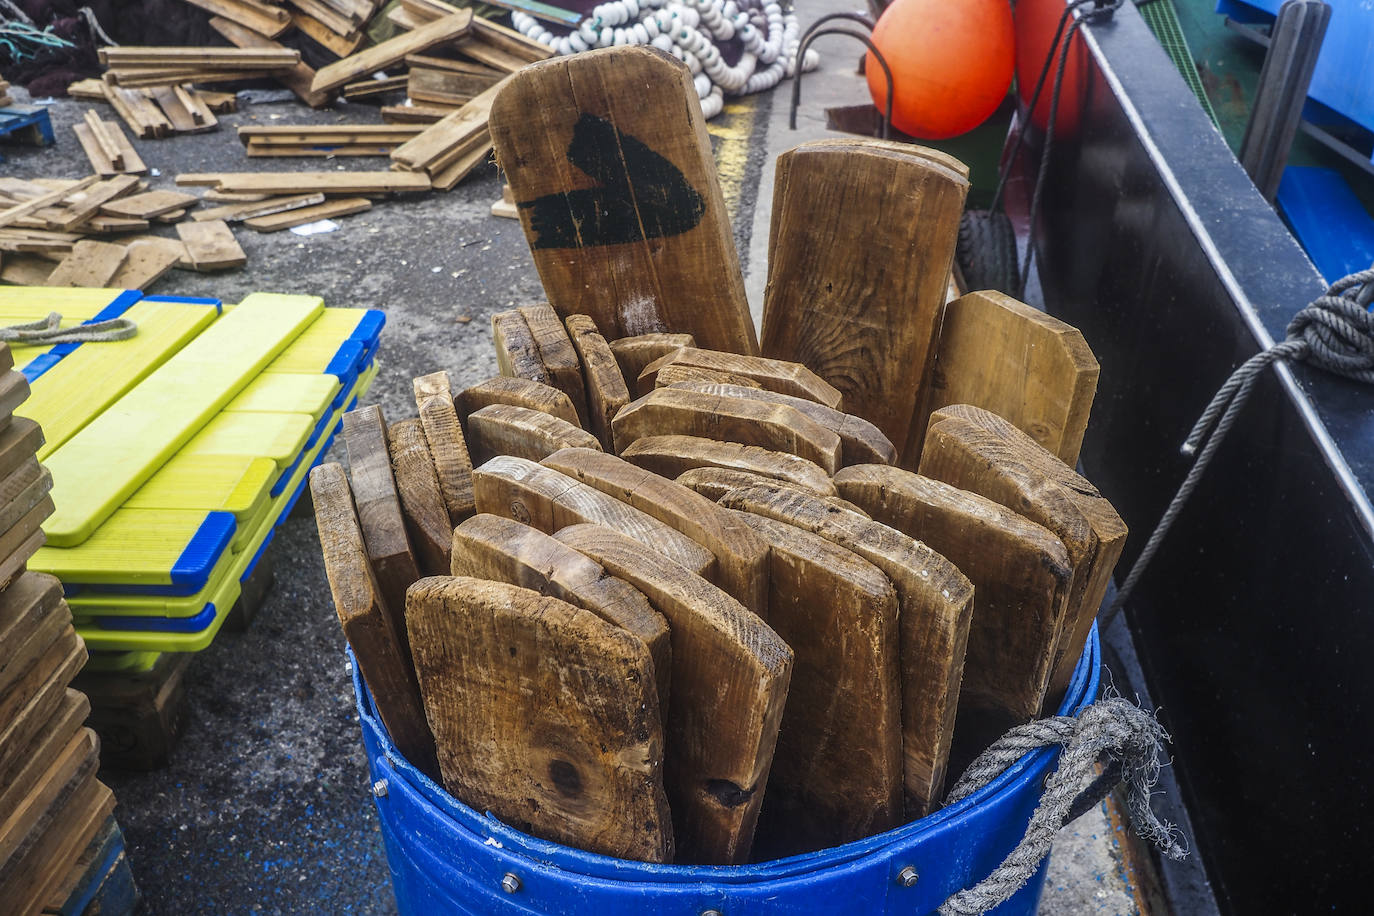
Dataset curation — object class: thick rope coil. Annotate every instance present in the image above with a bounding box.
[1107,266,1374,622]
[939,694,1188,916]
[0,312,137,344]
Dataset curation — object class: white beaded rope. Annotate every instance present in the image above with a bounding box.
[514,0,818,119]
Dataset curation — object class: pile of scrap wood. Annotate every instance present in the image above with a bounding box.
[174,168,432,221]
[67,78,235,140]
[98,47,301,89]
[0,176,247,289]
[0,341,122,915]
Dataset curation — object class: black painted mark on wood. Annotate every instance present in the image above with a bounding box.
[521,113,706,250]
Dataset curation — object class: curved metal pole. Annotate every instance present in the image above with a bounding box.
[790,27,894,140]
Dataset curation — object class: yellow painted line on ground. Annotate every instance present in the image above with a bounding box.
[708,97,764,226]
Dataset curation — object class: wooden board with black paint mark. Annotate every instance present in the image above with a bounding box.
[553,523,791,864]
[450,513,671,707]
[540,448,769,618]
[717,484,972,816]
[406,576,673,862]
[465,403,601,466]
[471,455,715,577]
[489,46,756,354]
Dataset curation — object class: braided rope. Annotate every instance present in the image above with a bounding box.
[0,312,137,345]
[1107,266,1374,621]
[939,695,1187,916]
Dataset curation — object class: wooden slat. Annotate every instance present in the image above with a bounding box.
[109,239,181,290]
[675,466,870,516]
[564,314,629,451]
[489,47,755,353]
[454,375,579,429]
[176,220,247,270]
[292,9,368,58]
[761,140,968,465]
[312,12,475,93]
[192,193,325,223]
[465,403,600,466]
[609,332,694,385]
[0,177,98,231]
[387,418,452,576]
[413,373,475,525]
[309,463,439,777]
[243,197,372,231]
[209,15,333,108]
[407,576,673,862]
[518,303,587,426]
[99,189,198,219]
[621,435,837,496]
[44,240,126,288]
[491,308,551,384]
[645,348,842,408]
[176,171,431,194]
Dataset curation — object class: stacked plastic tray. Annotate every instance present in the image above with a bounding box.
[0,287,383,674]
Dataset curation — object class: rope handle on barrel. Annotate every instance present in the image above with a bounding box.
[0,311,138,345]
[1104,265,1374,624]
[938,693,1188,916]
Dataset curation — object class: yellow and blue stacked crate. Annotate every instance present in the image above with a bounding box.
[0,287,384,673]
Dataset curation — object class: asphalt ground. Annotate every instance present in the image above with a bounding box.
[2,6,1148,910]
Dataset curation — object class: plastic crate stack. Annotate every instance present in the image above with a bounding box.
[0,338,135,916]
[0,288,383,677]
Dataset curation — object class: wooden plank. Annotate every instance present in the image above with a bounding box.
[541,447,770,618]
[675,466,870,516]
[175,219,247,270]
[109,239,181,290]
[386,418,452,576]
[209,15,333,108]
[667,381,897,467]
[472,456,715,577]
[427,133,493,191]
[238,126,426,142]
[490,309,551,384]
[835,464,1074,753]
[647,357,765,394]
[343,405,421,649]
[192,193,325,223]
[454,375,579,429]
[0,728,99,886]
[553,523,790,864]
[381,103,454,124]
[52,176,141,231]
[343,75,410,99]
[0,626,83,744]
[730,510,903,857]
[0,177,98,231]
[243,197,372,232]
[450,513,671,707]
[147,86,200,134]
[609,332,694,385]
[489,47,755,353]
[407,576,673,862]
[518,303,587,426]
[176,84,217,127]
[0,572,63,696]
[413,376,475,525]
[0,370,29,425]
[470,15,553,62]
[0,690,85,829]
[717,484,973,816]
[563,314,629,450]
[760,140,968,465]
[100,47,298,67]
[921,404,1127,708]
[465,403,601,466]
[99,190,198,220]
[176,172,431,194]
[390,79,505,173]
[292,9,368,58]
[918,290,1099,467]
[309,462,439,777]
[11,777,114,916]
[43,240,126,288]
[312,13,475,93]
[0,464,52,535]
[621,435,838,496]
[405,52,502,76]
[611,388,843,475]
[646,348,842,408]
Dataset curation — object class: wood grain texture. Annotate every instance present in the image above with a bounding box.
[611,388,842,474]
[519,303,588,426]
[918,291,1099,467]
[110,239,181,290]
[450,513,670,707]
[620,435,837,496]
[311,12,474,93]
[647,348,842,407]
[343,405,421,652]
[553,523,791,864]
[455,375,581,429]
[406,576,673,862]
[760,140,968,464]
[465,403,602,466]
[675,466,869,516]
[610,332,694,384]
[729,510,902,856]
[414,380,476,526]
[564,314,631,451]
[45,240,126,288]
[472,455,715,577]
[541,447,770,618]
[834,464,1074,752]
[491,309,552,385]
[717,484,972,816]
[387,418,454,577]
[176,219,247,271]
[922,405,1126,707]
[666,381,896,466]
[489,46,756,354]
[310,463,439,777]
[650,362,763,396]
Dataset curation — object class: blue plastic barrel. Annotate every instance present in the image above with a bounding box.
[352,627,1101,915]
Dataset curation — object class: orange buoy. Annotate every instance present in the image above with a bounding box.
[865,0,1015,140]
[1015,0,1091,134]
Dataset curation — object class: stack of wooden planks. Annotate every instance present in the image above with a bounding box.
[98,47,301,89]
[313,293,1125,865]
[68,78,233,141]
[237,124,426,157]
[0,176,248,288]
[286,0,382,58]
[0,340,119,916]
[387,78,507,188]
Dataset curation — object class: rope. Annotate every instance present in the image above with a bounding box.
[0,0,33,25]
[77,6,117,47]
[1105,266,1374,623]
[0,312,137,344]
[939,694,1188,916]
